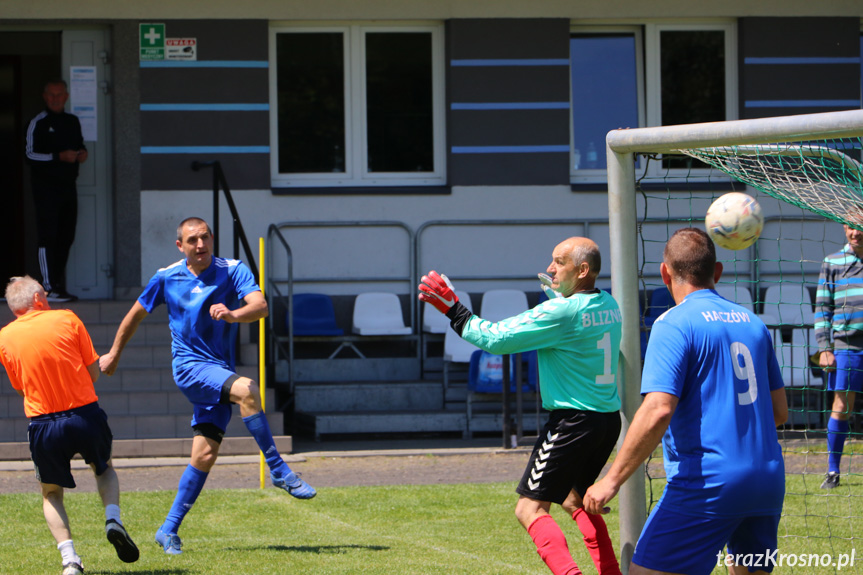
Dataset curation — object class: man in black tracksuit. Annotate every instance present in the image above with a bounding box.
[25,78,87,302]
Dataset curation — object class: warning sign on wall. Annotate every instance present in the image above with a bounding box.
[166,38,197,61]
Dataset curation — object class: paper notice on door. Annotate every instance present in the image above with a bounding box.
[69,66,98,142]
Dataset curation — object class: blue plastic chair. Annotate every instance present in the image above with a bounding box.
[468,349,536,392]
[289,293,344,336]
[642,287,675,357]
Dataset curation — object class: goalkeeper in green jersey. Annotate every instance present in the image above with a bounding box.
[419,237,623,575]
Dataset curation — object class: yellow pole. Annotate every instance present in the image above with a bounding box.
[259,237,266,489]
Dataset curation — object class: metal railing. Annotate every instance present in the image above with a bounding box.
[192,160,258,281]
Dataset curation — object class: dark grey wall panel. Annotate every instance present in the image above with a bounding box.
[450,153,569,187]
[161,20,268,61]
[450,67,570,103]
[449,109,569,146]
[446,19,571,187]
[141,111,269,146]
[139,19,270,190]
[140,68,269,103]
[743,64,860,101]
[741,17,858,58]
[739,17,860,120]
[448,19,570,59]
[142,153,270,190]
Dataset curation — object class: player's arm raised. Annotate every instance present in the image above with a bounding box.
[584,391,678,514]
[100,301,150,375]
[418,271,475,336]
[210,290,268,324]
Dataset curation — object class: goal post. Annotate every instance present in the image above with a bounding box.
[606,109,863,573]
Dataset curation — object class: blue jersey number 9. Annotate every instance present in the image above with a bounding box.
[731,341,758,405]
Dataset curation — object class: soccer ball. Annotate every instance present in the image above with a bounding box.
[705,192,764,250]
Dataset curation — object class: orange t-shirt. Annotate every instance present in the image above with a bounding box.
[0,309,99,417]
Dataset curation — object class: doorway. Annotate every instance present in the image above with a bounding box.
[0,29,113,299]
[0,32,61,285]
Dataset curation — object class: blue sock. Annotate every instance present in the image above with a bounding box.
[243,412,291,478]
[827,418,849,474]
[161,464,208,534]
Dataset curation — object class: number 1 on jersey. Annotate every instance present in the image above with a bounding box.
[596,332,615,385]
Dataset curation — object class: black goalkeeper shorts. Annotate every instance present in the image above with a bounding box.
[516,409,621,505]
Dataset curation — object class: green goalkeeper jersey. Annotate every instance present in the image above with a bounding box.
[459,289,622,413]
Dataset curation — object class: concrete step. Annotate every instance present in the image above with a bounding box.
[467,412,549,438]
[0,402,283,443]
[294,381,443,413]
[280,357,421,383]
[0,435,293,461]
[296,410,468,441]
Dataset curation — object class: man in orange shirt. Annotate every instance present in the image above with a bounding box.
[0,276,139,575]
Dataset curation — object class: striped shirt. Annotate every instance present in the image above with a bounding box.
[815,244,863,352]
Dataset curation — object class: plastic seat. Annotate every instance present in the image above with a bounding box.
[777,328,820,388]
[352,292,412,335]
[480,289,528,322]
[467,349,537,393]
[289,293,344,336]
[422,290,471,334]
[644,287,675,327]
[760,284,814,327]
[715,284,755,312]
[777,327,823,428]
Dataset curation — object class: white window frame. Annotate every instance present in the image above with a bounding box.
[643,22,738,178]
[269,22,446,188]
[569,26,646,184]
[570,21,738,184]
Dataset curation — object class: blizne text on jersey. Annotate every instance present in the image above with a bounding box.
[582,308,622,327]
[700,310,751,323]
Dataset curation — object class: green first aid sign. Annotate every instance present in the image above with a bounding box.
[140,23,166,61]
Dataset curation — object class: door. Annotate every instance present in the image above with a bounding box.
[63,29,113,298]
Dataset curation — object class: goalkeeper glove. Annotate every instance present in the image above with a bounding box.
[418,271,459,314]
[538,273,564,299]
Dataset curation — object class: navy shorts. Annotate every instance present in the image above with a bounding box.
[516,409,621,504]
[633,504,780,575]
[28,402,113,489]
[827,350,863,393]
[173,361,239,433]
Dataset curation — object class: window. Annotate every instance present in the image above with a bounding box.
[570,23,737,182]
[270,24,446,188]
[570,28,643,181]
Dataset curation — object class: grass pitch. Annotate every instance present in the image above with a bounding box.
[0,482,584,574]
[0,475,857,574]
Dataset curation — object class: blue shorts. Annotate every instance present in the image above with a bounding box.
[28,402,113,489]
[173,362,239,433]
[633,504,780,575]
[827,350,863,392]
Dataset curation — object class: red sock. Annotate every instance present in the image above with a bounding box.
[572,508,622,575]
[527,514,583,575]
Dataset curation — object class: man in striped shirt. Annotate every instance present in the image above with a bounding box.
[815,224,863,489]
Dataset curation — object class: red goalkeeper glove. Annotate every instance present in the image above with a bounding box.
[418,271,458,314]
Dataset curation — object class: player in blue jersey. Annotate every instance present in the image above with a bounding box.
[100,217,315,555]
[584,227,787,575]
[420,237,623,575]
